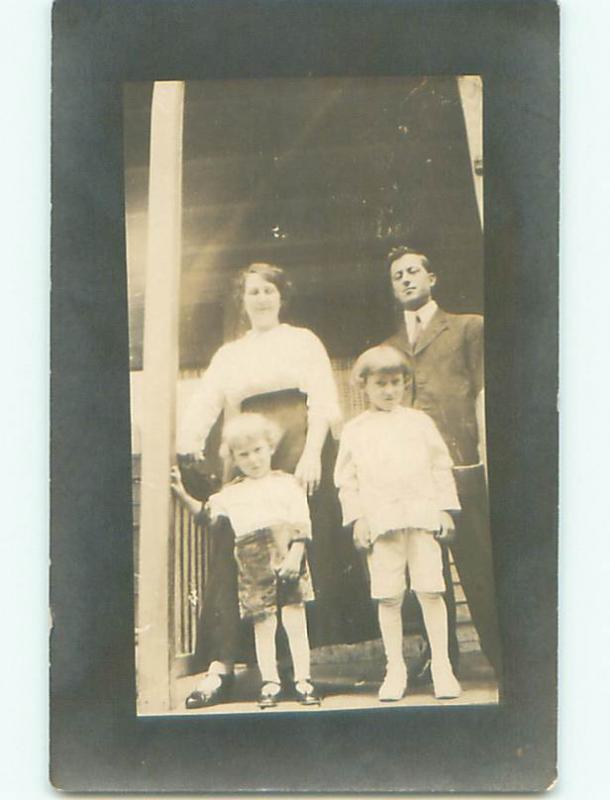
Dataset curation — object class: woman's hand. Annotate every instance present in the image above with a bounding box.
[434,511,457,544]
[295,449,322,496]
[353,518,372,552]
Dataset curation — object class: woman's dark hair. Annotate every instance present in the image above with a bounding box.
[234,262,293,315]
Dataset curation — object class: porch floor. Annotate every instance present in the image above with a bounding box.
[164,650,498,716]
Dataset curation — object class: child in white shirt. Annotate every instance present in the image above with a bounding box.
[171,412,320,709]
[334,345,462,701]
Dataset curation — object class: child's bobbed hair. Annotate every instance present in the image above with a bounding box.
[219,412,283,462]
[351,345,411,390]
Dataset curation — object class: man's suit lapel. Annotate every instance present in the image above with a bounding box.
[386,326,412,356]
[413,307,449,355]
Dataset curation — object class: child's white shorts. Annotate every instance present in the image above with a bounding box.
[367,527,445,599]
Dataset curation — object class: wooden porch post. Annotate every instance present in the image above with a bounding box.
[457,75,484,229]
[136,81,185,714]
[457,75,487,479]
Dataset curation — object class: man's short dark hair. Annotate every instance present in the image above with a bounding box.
[386,245,431,273]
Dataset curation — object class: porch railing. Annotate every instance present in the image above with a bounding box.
[170,495,209,665]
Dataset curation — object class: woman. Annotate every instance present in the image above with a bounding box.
[176,262,376,708]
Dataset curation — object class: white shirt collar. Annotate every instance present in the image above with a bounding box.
[403,299,438,333]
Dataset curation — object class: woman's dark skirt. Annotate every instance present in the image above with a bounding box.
[191,390,378,671]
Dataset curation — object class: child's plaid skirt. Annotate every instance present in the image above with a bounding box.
[234,525,315,621]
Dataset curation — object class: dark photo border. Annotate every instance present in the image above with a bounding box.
[50,0,559,791]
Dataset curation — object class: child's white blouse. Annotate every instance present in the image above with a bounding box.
[207,471,312,541]
[177,324,341,454]
[334,406,461,540]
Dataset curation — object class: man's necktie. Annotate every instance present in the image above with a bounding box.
[410,313,423,348]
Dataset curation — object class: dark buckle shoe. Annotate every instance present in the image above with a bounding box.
[258,681,282,709]
[295,680,321,706]
[185,673,234,709]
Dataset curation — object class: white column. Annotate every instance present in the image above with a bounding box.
[457,75,484,229]
[136,81,184,714]
[458,76,487,483]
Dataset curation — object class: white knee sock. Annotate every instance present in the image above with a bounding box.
[198,660,233,692]
[416,592,452,670]
[280,603,311,683]
[378,594,406,672]
[253,614,280,684]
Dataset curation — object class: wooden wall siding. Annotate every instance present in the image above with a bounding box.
[125,77,482,371]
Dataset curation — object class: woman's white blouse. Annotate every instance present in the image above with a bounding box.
[177,324,341,454]
[207,471,312,541]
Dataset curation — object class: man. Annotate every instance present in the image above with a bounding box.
[384,245,501,682]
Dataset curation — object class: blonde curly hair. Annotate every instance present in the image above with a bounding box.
[219,412,283,462]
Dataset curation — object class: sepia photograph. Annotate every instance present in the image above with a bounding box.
[51,0,558,791]
[124,75,501,717]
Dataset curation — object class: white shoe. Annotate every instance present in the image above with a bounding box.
[431,663,462,699]
[378,663,407,702]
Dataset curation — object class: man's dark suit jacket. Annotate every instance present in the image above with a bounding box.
[385,305,502,677]
[385,307,484,467]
